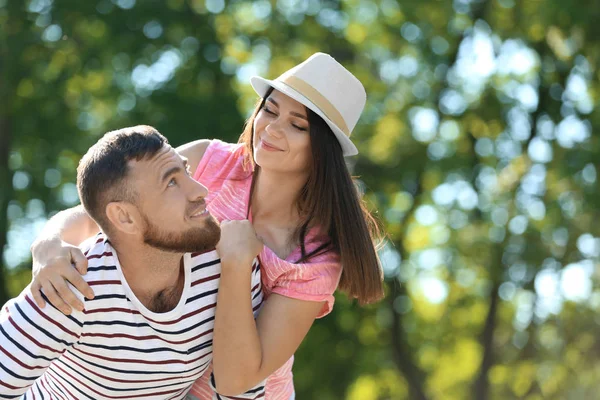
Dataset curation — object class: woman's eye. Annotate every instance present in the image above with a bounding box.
[167,178,176,187]
[293,124,307,131]
[264,107,276,115]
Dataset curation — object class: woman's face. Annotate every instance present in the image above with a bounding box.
[252,89,312,175]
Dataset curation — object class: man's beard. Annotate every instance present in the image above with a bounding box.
[141,212,221,254]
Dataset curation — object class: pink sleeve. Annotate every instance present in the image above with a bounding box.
[193,139,250,191]
[270,258,342,318]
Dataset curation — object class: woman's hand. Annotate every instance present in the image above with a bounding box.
[212,220,324,396]
[216,220,264,267]
[30,235,94,315]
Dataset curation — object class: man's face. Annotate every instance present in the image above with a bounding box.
[128,145,220,253]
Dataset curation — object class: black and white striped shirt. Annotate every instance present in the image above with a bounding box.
[0,234,263,399]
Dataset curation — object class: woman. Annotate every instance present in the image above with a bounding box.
[29,52,384,399]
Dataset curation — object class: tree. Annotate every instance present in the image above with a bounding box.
[3,0,600,399]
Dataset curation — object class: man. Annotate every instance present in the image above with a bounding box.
[0,126,263,399]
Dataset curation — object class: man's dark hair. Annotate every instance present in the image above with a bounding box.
[77,125,167,235]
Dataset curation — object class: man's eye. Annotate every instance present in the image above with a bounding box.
[167,178,176,187]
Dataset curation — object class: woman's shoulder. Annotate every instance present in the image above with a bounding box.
[197,139,246,169]
[262,244,341,293]
[262,245,342,318]
[206,139,245,155]
[193,139,252,185]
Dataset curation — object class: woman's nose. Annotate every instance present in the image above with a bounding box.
[265,120,284,138]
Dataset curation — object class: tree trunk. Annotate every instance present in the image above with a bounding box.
[389,280,430,400]
[0,3,15,304]
[472,279,500,400]
[0,72,11,305]
[388,174,430,400]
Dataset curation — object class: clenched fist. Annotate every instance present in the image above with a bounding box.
[216,220,263,266]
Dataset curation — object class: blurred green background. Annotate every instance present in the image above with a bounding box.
[1,0,600,399]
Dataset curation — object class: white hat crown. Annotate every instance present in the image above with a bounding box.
[250,53,366,156]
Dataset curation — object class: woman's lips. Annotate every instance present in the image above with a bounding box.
[260,140,283,151]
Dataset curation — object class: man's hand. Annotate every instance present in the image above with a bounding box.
[216,220,263,267]
[30,235,94,314]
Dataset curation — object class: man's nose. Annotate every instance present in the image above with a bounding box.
[190,179,209,200]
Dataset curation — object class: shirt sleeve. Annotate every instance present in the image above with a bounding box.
[270,258,342,318]
[0,286,85,398]
[209,374,266,400]
[193,139,251,191]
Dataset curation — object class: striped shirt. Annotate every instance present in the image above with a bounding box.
[0,234,263,400]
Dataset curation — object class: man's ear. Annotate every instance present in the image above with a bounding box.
[105,202,144,235]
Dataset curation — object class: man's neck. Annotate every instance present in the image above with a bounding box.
[112,241,186,313]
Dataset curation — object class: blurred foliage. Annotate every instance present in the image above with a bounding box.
[2,0,600,399]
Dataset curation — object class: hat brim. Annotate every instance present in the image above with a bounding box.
[250,76,359,156]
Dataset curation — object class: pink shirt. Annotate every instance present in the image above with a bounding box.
[188,140,342,400]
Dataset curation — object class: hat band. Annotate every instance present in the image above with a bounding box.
[279,75,350,136]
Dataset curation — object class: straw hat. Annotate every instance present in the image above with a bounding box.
[250,52,366,156]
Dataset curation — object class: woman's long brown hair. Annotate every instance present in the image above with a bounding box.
[239,88,384,305]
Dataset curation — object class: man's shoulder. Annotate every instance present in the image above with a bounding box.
[187,249,220,269]
[79,233,110,254]
[79,233,120,282]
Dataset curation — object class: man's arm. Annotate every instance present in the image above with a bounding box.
[0,286,84,397]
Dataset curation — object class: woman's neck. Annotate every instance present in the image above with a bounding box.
[251,168,307,228]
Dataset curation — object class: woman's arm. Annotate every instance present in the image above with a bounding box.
[175,139,210,175]
[213,286,322,395]
[30,205,99,313]
[212,220,324,396]
[37,204,100,246]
